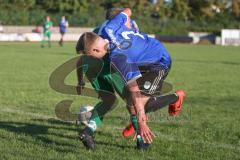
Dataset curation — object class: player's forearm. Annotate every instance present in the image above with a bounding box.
[123,8,132,29]
[132,92,145,117]
[76,59,83,85]
[76,69,83,85]
[127,80,148,122]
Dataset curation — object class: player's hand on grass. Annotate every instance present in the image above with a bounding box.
[138,114,155,143]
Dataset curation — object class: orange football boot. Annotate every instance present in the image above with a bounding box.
[168,90,186,116]
[122,122,135,137]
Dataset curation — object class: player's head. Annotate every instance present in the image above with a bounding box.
[76,32,108,58]
[61,16,65,20]
[46,16,50,21]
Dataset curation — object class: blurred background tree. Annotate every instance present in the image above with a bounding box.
[0,0,239,35]
[232,0,240,18]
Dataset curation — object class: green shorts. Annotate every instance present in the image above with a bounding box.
[44,31,52,38]
[86,56,127,99]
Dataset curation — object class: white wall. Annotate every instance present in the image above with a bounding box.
[221,29,240,46]
[0,26,93,42]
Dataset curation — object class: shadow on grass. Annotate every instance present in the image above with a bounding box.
[32,118,77,131]
[0,121,48,136]
[0,118,136,151]
[0,119,78,152]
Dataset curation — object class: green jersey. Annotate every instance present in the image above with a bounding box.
[43,21,53,33]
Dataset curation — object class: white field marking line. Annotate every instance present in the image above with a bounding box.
[2,108,240,152]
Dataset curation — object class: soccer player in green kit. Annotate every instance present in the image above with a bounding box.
[41,16,53,48]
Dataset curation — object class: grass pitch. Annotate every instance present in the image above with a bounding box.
[0,42,239,160]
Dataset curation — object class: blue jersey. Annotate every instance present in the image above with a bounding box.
[101,12,171,84]
[59,20,68,33]
[97,19,139,36]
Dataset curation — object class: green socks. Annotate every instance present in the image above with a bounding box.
[130,115,144,142]
[87,108,102,134]
[85,102,107,135]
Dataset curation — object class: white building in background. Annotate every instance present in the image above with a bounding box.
[221,29,240,46]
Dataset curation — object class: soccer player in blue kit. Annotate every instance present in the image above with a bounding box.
[76,8,186,150]
[59,16,69,46]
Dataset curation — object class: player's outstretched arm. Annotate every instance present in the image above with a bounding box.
[106,8,132,29]
[123,8,132,17]
[127,80,155,143]
[76,57,85,95]
[122,8,132,29]
[122,8,140,31]
[106,8,139,31]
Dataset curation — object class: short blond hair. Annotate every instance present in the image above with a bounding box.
[76,32,99,54]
